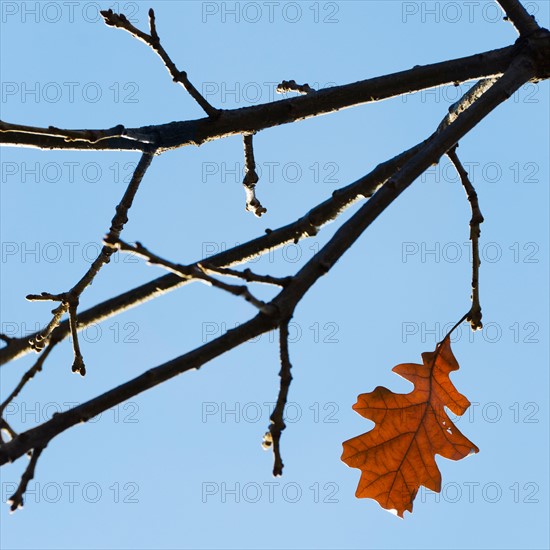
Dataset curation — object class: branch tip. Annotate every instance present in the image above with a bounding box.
[7,446,45,513]
[101,7,218,117]
[266,320,293,476]
[148,8,159,42]
[242,134,267,217]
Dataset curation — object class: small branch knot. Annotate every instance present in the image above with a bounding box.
[277,80,315,95]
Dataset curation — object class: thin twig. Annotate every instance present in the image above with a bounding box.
[496,0,540,35]
[198,264,292,287]
[0,342,58,416]
[26,292,65,302]
[242,134,267,217]
[118,241,274,314]
[24,294,84,372]
[263,320,293,476]
[24,151,155,372]
[68,303,85,376]
[7,446,45,512]
[447,147,484,330]
[148,7,159,42]
[72,150,155,286]
[117,240,192,273]
[100,9,219,117]
[27,302,68,353]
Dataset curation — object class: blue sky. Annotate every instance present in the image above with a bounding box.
[0,1,549,549]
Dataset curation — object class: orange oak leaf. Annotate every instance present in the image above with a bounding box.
[341,337,479,517]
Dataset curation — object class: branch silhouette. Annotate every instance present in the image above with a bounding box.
[1,2,548,511]
[1,41,541,152]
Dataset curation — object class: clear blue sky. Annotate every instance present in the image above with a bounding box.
[0,1,548,549]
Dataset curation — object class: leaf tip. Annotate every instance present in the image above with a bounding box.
[467,446,480,457]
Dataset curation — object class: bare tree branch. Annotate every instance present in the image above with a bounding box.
[263,320,293,476]
[7,446,45,512]
[25,301,67,353]
[22,151,155,374]
[496,0,540,35]
[0,342,58,416]
[198,264,292,287]
[0,311,278,466]
[68,302,85,376]
[0,143,423,366]
[0,122,144,145]
[1,5,548,512]
[100,8,219,117]
[0,50,537,469]
[447,147,484,331]
[270,55,537,320]
[0,42,530,153]
[0,334,13,345]
[117,241,273,313]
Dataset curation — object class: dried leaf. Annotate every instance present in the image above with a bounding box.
[341,337,479,517]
